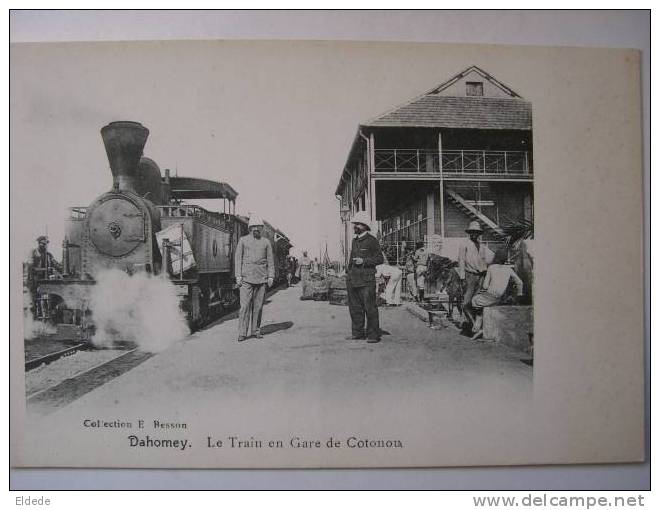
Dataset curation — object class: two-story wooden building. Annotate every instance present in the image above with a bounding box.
[335,66,533,265]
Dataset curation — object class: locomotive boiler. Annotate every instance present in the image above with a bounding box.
[33,121,292,339]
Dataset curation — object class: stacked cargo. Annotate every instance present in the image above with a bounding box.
[327,275,348,306]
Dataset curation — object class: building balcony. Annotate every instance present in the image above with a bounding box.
[373,149,532,179]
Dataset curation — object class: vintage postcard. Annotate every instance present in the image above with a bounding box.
[10,40,644,468]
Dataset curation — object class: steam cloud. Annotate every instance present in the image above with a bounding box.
[23,292,56,339]
[89,269,189,352]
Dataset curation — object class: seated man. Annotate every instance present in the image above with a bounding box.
[470,249,524,340]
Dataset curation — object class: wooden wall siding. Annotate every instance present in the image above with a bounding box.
[381,194,429,249]
[490,183,533,223]
[497,187,524,223]
[378,184,533,241]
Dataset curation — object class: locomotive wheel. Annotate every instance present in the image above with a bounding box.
[186,286,202,332]
[199,299,210,328]
[190,285,213,332]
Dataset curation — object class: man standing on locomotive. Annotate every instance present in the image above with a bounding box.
[235,216,274,342]
[26,235,62,319]
[30,235,62,278]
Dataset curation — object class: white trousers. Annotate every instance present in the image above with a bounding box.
[383,271,402,305]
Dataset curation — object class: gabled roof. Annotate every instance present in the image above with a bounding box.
[429,65,522,97]
[362,66,531,130]
[363,96,532,130]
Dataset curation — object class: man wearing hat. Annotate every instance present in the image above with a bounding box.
[346,211,384,343]
[457,221,494,330]
[234,216,274,342]
[30,236,62,280]
[26,236,62,317]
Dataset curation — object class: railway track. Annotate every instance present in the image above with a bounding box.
[24,284,287,415]
[25,342,89,372]
[27,348,154,415]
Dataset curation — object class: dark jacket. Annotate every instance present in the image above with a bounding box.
[346,233,383,287]
[29,248,62,279]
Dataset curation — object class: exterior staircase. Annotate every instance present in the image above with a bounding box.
[445,189,506,238]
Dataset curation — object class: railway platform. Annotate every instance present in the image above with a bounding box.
[21,283,534,468]
[29,284,532,415]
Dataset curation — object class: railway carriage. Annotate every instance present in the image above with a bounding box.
[32,121,292,340]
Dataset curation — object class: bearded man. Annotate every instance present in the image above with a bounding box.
[345,211,384,343]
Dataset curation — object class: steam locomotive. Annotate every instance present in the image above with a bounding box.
[33,121,292,338]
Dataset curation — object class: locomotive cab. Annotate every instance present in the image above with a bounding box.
[158,177,240,328]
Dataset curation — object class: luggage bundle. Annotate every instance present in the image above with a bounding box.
[311,275,329,301]
[327,275,348,306]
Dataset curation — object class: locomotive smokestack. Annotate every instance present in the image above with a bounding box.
[101,121,149,193]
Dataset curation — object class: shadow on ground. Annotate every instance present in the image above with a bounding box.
[261,321,294,336]
[201,284,287,331]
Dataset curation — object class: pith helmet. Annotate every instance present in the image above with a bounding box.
[248,215,264,228]
[350,211,371,230]
[465,221,483,233]
[36,235,49,243]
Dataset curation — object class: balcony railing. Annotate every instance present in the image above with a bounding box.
[158,204,233,229]
[374,149,532,175]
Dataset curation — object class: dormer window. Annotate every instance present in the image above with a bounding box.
[466,81,484,96]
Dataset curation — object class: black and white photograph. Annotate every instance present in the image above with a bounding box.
[10,36,643,470]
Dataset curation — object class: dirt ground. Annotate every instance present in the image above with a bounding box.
[39,284,531,414]
[21,284,535,469]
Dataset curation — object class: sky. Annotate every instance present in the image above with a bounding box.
[11,40,547,261]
